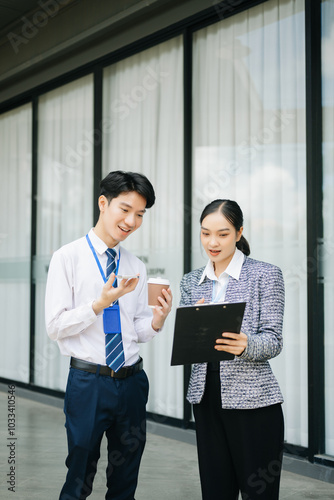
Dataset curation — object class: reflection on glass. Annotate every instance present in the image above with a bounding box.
[0,104,32,382]
[35,75,94,390]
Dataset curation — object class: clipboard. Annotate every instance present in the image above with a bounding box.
[170,302,246,366]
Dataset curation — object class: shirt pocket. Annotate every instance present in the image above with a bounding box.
[120,292,137,318]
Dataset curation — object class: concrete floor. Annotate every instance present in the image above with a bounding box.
[0,389,333,500]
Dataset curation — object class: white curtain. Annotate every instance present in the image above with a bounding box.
[102,37,184,418]
[192,0,307,446]
[322,0,334,457]
[0,104,32,382]
[34,75,94,390]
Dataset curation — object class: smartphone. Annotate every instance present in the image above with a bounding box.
[117,274,140,282]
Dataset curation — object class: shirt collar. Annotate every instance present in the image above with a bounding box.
[198,247,245,285]
[88,228,120,257]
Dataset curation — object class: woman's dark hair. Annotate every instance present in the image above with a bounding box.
[100,170,156,208]
[200,199,250,256]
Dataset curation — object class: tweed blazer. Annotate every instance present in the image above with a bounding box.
[180,256,284,409]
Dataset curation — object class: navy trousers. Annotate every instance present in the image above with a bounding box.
[59,366,149,500]
[193,370,284,500]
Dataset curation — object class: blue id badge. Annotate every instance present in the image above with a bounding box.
[103,305,121,334]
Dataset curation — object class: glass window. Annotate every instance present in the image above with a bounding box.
[192,0,307,445]
[322,0,334,457]
[0,104,32,382]
[34,75,94,390]
[103,37,184,418]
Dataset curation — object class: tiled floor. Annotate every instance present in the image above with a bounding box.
[0,390,333,500]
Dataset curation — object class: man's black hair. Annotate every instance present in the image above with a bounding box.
[100,170,156,208]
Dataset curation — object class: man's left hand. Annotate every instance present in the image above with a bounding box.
[151,288,173,331]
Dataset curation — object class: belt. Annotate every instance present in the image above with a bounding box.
[70,357,143,379]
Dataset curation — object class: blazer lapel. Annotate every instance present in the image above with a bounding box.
[225,260,248,303]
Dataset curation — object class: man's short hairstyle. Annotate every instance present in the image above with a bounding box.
[100,170,156,208]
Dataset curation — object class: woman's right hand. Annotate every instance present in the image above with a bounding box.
[195,298,205,305]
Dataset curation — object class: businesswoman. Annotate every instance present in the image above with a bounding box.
[180,199,284,500]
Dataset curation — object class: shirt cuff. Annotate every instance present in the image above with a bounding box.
[88,301,101,321]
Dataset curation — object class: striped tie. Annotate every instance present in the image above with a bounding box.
[105,248,125,372]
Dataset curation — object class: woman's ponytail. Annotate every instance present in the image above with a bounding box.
[236,235,250,256]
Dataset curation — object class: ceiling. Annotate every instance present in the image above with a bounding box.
[0,0,47,35]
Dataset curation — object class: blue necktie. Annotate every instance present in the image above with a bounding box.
[105,248,125,372]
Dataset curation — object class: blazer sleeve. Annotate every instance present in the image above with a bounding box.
[180,273,192,307]
[239,264,285,362]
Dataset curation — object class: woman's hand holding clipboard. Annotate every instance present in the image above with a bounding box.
[171,301,246,366]
[195,297,247,357]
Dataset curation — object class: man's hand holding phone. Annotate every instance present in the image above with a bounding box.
[92,273,140,315]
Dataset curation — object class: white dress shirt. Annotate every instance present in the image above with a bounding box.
[45,228,157,366]
[198,247,245,302]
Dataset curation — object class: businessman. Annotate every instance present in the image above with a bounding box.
[45,170,172,500]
